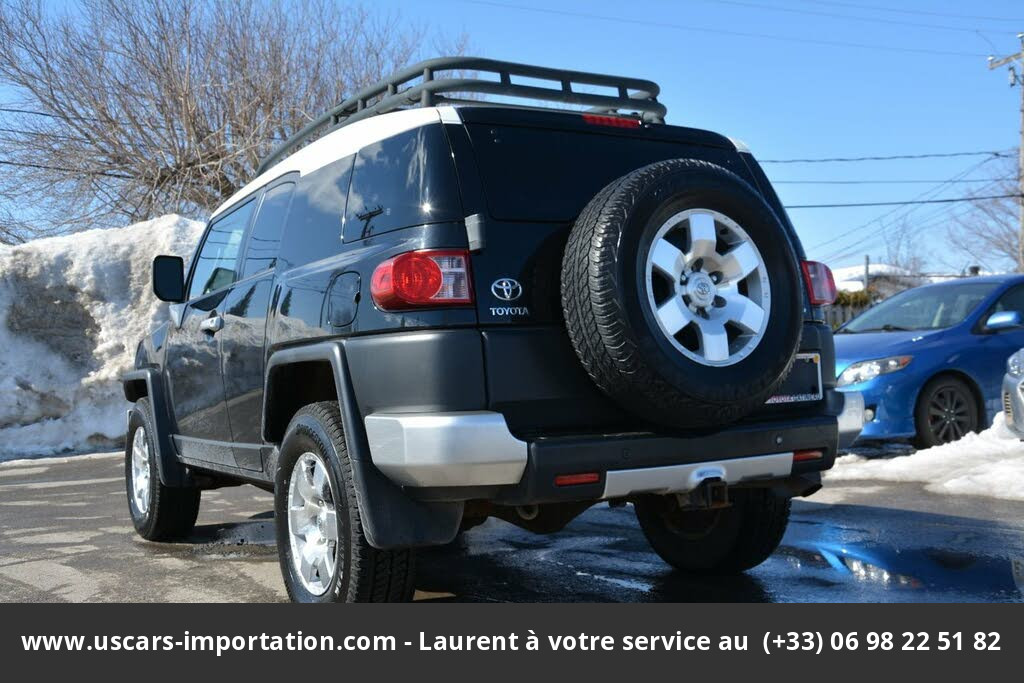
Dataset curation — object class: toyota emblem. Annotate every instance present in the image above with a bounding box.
[491,278,523,302]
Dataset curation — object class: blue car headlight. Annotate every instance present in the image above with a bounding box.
[1008,351,1024,378]
[838,356,913,387]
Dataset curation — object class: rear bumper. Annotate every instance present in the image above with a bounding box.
[363,390,861,504]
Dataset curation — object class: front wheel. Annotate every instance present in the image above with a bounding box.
[274,402,415,603]
[634,488,790,574]
[914,375,979,448]
[125,398,201,541]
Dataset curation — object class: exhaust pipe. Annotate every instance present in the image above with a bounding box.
[516,505,540,521]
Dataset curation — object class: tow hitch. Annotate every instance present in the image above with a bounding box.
[678,478,730,510]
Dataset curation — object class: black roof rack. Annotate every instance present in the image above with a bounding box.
[257,56,667,175]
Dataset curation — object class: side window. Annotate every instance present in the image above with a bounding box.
[188,200,255,300]
[242,182,294,278]
[344,124,461,242]
[278,155,354,270]
[994,284,1024,315]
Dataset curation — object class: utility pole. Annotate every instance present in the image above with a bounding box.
[988,33,1024,272]
[864,254,870,294]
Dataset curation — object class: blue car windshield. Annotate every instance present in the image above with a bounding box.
[841,281,999,333]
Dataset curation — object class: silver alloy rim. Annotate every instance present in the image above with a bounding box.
[644,209,771,367]
[287,452,339,596]
[130,427,151,515]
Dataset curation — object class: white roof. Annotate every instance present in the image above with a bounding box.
[211,106,457,219]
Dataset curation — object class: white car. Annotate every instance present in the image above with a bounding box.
[1002,347,1024,439]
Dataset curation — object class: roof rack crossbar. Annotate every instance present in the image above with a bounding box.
[257,56,667,174]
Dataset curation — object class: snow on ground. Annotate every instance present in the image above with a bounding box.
[828,413,1024,501]
[0,215,203,460]
[832,263,912,293]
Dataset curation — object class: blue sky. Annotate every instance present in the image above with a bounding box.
[3,1,1022,271]
[381,0,1024,271]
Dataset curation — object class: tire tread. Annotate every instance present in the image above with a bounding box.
[280,401,415,603]
[561,158,800,428]
[127,398,200,542]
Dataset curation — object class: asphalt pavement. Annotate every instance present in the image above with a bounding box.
[1,452,1021,602]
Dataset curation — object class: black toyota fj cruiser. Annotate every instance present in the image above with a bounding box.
[122,58,862,602]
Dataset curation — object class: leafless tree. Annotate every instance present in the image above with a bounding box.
[946,155,1022,273]
[0,0,468,243]
[883,218,925,276]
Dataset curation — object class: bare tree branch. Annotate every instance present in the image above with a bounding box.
[0,0,468,242]
[946,155,1022,273]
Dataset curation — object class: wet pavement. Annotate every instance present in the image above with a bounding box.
[1,452,1022,602]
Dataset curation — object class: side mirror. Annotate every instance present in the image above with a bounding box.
[152,255,186,303]
[986,310,1023,331]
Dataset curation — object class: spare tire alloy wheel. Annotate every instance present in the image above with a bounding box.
[561,159,802,429]
[646,209,770,366]
[287,452,340,596]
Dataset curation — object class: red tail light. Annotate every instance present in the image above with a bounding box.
[581,113,642,129]
[801,261,837,306]
[793,449,824,462]
[371,249,473,310]
[554,472,600,487]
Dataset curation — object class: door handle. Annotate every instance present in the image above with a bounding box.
[199,315,224,334]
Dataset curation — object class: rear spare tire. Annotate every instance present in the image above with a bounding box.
[561,158,802,428]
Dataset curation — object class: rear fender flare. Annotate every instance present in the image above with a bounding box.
[263,342,463,549]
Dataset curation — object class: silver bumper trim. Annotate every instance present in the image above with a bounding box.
[837,390,865,449]
[602,452,794,499]
[363,411,528,487]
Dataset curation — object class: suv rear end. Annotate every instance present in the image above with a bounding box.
[132,58,864,602]
[358,106,860,505]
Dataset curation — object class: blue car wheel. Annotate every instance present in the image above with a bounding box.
[914,376,980,448]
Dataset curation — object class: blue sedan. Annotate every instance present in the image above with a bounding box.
[835,274,1024,447]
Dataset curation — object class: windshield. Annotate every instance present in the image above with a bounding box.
[841,281,999,333]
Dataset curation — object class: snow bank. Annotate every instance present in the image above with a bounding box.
[832,263,912,293]
[0,215,203,460]
[827,413,1024,501]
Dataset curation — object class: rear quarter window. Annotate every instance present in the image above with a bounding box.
[278,155,354,270]
[343,124,461,242]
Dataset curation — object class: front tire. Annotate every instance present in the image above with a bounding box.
[274,401,415,603]
[914,375,979,448]
[125,398,201,541]
[635,488,790,574]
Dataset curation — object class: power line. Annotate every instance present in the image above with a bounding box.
[0,159,132,178]
[4,105,1013,166]
[0,125,85,142]
[0,105,288,142]
[808,156,1003,258]
[699,0,1004,35]
[796,0,1024,24]
[774,177,1015,185]
[788,193,1021,210]
[761,150,1014,163]
[458,1,990,58]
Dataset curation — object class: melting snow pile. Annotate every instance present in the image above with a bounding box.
[0,215,203,460]
[828,413,1024,501]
